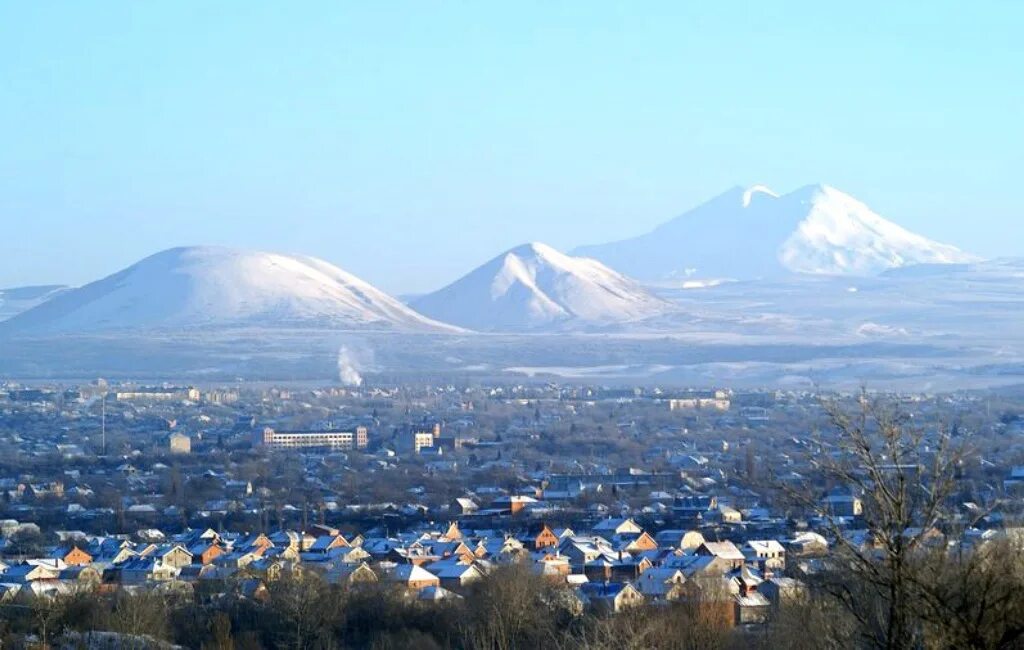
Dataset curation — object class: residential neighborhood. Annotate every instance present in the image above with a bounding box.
[0,380,1020,647]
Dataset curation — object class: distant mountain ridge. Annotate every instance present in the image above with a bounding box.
[574,184,978,282]
[412,242,671,331]
[0,285,70,322]
[1,246,458,334]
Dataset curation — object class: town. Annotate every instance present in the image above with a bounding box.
[0,380,1021,648]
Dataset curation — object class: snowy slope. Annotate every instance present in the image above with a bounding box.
[574,184,977,282]
[1,247,458,333]
[0,285,70,322]
[411,242,671,330]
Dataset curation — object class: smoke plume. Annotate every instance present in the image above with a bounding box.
[336,344,364,387]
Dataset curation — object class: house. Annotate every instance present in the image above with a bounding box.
[612,554,652,582]
[168,432,191,454]
[492,495,538,515]
[142,544,193,569]
[307,524,340,538]
[51,544,93,567]
[236,533,274,555]
[760,576,806,607]
[531,551,572,581]
[136,529,166,544]
[654,529,706,551]
[583,556,617,583]
[427,559,487,591]
[188,541,225,566]
[728,565,764,597]
[708,504,742,524]
[2,561,61,583]
[635,567,687,601]
[88,538,137,565]
[735,591,771,625]
[113,557,179,585]
[385,564,440,591]
[324,562,378,586]
[581,582,644,614]
[307,535,350,555]
[592,518,643,536]
[440,521,463,541]
[421,540,474,562]
[326,546,372,565]
[697,541,745,569]
[59,565,102,587]
[667,554,735,580]
[743,540,786,572]
[16,579,70,602]
[788,532,828,557]
[561,537,616,568]
[248,558,301,582]
[673,494,718,523]
[617,531,658,555]
[822,489,863,517]
[268,530,303,553]
[214,551,260,571]
[522,523,560,550]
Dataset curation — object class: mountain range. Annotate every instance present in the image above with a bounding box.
[575,184,976,282]
[0,285,70,322]
[0,184,997,336]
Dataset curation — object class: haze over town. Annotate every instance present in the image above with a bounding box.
[1,3,1023,650]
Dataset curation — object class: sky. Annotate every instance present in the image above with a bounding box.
[1,2,1022,294]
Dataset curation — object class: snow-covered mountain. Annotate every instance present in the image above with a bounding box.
[575,184,978,282]
[1,246,458,333]
[0,285,70,322]
[411,242,671,331]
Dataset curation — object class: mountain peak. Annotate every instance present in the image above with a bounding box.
[574,184,977,281]
[787,183,848,200]
[507,241,562,259]
[413,243,670,331]
[2,246,458,333]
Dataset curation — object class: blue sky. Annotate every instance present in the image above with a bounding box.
[2,2,1021,294]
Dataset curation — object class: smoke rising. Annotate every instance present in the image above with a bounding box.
[336,343,371,387]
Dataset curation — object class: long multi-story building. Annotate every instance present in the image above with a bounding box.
[114,386,201,402]
[253,426,368,450]
[666,390,731,412]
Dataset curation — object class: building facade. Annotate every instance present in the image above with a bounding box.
[253,427,369,450]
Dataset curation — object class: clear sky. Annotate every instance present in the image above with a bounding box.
[2,2,1021,294]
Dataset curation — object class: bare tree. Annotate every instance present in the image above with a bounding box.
[790,392,966,650]
[266,572,340,650]
[460,564,574,650]
[106,590,172,641]
[913,536,1024,650]
[30,592,69,649]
